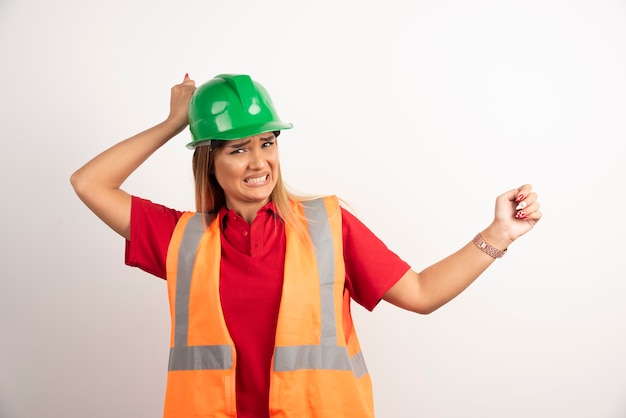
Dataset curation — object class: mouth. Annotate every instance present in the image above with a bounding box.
[244,174,269,185]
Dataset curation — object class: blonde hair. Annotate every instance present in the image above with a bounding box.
[191,140,311,235]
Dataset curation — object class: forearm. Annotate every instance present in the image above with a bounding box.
[416,224,513,313]
[70,118,183,193]
[70,118,186,240]
[383,185,540,314]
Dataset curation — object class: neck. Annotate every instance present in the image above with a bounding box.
[227,200,269,224]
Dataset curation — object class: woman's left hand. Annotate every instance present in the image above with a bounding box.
[493,184,542,243]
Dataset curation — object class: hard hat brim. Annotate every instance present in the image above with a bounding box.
[186,121,293,149]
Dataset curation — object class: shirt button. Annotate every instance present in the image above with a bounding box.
[243,231,248,236]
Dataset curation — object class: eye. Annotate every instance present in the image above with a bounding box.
[262,140,275,148]
[229,148,245,155]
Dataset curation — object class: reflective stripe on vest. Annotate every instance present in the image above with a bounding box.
[273,198,367,378]
[168,213,234,371]
[168,198,367,379]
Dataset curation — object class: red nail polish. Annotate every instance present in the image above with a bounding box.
[184,73,189,79]
[515,194,525,202]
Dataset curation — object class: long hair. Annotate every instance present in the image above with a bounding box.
[191,139,311,235]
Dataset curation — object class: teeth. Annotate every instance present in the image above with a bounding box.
[245,175,267,184]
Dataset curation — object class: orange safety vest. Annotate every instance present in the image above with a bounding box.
[163,196,374,417]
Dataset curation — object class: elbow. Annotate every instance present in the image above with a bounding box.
[70,168,96,202]
[411,304,439,315]
[70,169,86,197]
[407,296,447,315]
[417,307,436,315]
[69,169,80,190]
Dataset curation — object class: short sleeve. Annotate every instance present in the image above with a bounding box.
[124,196,184,279]
[341,208,411,311]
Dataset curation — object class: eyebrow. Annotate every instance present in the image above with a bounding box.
[227,135,275,148]
[227,139,252,148]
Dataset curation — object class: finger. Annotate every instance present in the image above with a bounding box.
[516,200,540,216]
[515,184,533,203]
[515,199,541,219]
[525,210,543,227]
[526,200,540,213]
[179,73,196,88]
[514,191,537,210]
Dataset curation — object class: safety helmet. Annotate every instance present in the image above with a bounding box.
[187,74,293,148]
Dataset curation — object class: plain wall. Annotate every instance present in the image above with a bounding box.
[1,0,626,417]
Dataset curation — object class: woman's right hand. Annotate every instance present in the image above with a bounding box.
[166,73,197,131]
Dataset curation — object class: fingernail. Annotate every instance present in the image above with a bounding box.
[516,201,527,210]
[184,73,189,79]
[515,194,525,203]
[515,211,529,219]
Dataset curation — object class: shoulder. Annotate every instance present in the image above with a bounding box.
[130,196,187,232]
[132,196,186,216]
[297,195,342,220]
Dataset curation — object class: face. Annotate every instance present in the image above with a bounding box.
[212,133,279,217]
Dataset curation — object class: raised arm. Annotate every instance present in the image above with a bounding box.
[70,75,196,240]
[383,184,542,314]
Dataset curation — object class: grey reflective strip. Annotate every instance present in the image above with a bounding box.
[169,345,233,371]
[174,214,205,347]
[275,198,368,378]
[302,199,336,343]
[169,214,233,372]
[350,351,368,379]
[274,346,368,379]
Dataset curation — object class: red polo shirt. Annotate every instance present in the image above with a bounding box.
[125,196,410,417]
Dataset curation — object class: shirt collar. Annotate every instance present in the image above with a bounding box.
[218,201,278,225]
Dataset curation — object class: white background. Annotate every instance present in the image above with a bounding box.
[2,0,626,417]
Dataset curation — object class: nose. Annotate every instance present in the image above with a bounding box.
[248,146,266,169]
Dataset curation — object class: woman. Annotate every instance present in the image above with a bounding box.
[71,73,542,418]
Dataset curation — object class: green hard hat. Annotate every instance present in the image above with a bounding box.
[187,74,293,148]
